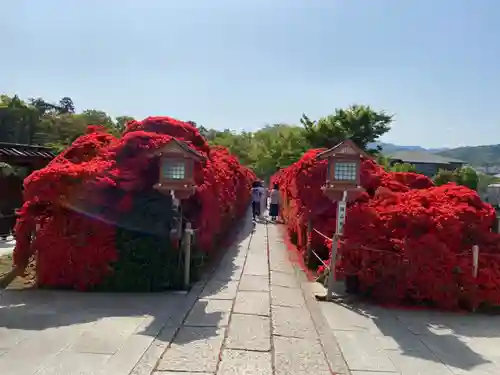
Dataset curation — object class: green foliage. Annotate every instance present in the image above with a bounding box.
[98,189,183,291]
[376,155,415,173]
[115,116,135,134]
[390,162,416,173]
[455,166,479,191]
[433,169,457,186]
[433,167,479,191]
[204,105,391,180]
[0,95,39,144]
[0,94,134,152]
[300,105,392,151]
[99,228,183,291]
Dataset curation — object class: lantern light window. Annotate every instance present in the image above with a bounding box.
[162,160,186,180]
[334,162,357,181]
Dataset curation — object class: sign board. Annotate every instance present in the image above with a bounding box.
[336,201,347,235]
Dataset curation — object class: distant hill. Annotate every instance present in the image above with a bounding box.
[370,142,448,154]
[372,142,500,168]
[436,145,500,167]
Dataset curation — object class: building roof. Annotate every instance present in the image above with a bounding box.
[388,150,465,165]
[0,142,55,159]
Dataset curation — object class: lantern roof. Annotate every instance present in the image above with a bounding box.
[154,138,206,162]
[316,139,370,160]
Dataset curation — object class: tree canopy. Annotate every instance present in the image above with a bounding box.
[0,94,393,179]
[0,95,133,152]
[301,105,393,152]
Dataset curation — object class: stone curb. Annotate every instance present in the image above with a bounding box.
[277,225,352,375]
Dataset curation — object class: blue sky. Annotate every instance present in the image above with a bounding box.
[2,0,499,148]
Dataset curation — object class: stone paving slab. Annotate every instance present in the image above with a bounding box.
[97,333,156,375]
[271,285,306,307]
[37,352,111,375]
[350,372,400,375]
[200,279,239,300]
[271,305,317,338]
[271,270,299,288]
[183,298,233,327]
[211,265,244,282]
[0,322,96,375]
[233,290,270,316]
[387,347,453,374]
[242,256,269,276]
[273,335,332,375]
[334,330,398,372]
[225,313,271,351]
[217,349,273,375]
[70,316,145,354]
[155,326,226,373]
[238,274,269,292]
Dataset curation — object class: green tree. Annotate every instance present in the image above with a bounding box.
[301,105,392,151]
[249,124,309,179]
[433,169,457,186]
[58,97,75,114]
[0,95,39,144]
[77,109,114,128]
[455,166,479,191]
[115,116,135,134]
[433,167,479,191]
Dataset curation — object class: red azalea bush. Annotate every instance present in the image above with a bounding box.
[13,117,254,290]
[272,149,500,310]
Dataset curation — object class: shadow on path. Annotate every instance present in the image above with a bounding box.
[336,300,497,372]
[0,211,255,351]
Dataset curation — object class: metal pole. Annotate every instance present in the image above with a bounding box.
[326,190,347,301]
[183,222,193,289]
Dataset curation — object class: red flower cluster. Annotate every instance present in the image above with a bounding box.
[14,117,254,290]
[272,150,500,310]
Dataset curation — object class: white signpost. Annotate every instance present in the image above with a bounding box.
[326,190,348,301]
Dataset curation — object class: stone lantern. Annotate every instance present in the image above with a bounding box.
[152,138,206,201]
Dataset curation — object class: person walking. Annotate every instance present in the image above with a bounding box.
[269,183,280,222]
[251,181,262,220]
[258,181,267,219]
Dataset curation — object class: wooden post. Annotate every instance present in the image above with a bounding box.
[183,222,193,290]
[305,218,313,268]
[472,245,479,278]
[326,190,348,301]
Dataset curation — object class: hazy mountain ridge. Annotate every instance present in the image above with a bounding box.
[370,142,449,154]
[373,142,500,168]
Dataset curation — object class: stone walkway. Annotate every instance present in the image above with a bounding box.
[152,218,340,375]
[3,213,499,375]
[0,215,343,375]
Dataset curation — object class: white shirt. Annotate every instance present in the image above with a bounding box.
[270,189,280,204]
